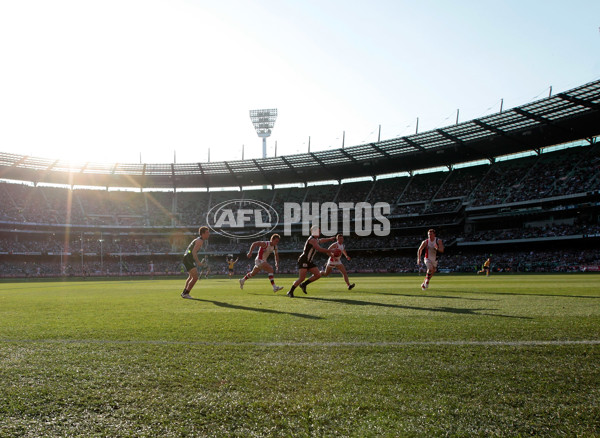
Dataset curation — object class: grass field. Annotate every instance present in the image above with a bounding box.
[0,274,599,437]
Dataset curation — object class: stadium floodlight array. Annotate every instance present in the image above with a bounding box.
[250,108,278,158]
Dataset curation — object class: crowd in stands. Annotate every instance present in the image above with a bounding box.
[463,222,600,242]
[470,145,600,207]
[392,203,426,215]
[0,236,176,254]
[433,166,488,200]
[388,215,462,228]
[2,247,599,278]
[395,172,447,203]
[1,144,599,278]
[4,218,599,256]
[422,199,462,214]
[1,145,597,227]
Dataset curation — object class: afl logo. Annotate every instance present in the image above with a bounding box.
[206,199,279,239]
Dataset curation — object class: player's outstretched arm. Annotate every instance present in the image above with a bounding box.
[247,241,260,258]
[311,238,334,255]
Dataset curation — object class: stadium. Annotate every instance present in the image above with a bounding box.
[1,75,599,436]
[1,79,599,278]
[2,0,600,433]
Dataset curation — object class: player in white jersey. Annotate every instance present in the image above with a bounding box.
[320,234,355,290]
[239,234,283,292]
[417,229,444,291]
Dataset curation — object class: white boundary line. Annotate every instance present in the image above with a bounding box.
[0,339,599,347]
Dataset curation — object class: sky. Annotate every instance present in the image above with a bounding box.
[0,0,599,166]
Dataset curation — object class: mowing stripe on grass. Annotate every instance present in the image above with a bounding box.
[1,339,599,347]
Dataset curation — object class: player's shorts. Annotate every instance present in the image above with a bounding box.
[326,259,343,268]
[228,268,234,273]
[255,259,270,270]
[297,256,316,270]
[182,254,196,272]
[424,258,438,271]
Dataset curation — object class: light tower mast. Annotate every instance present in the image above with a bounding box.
[249,108,278,158]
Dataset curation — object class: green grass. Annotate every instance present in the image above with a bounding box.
[0,274,599,437]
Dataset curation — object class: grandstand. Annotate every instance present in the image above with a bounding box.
[1,79,599,277]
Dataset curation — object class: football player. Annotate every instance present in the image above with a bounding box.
[320,234,355,290]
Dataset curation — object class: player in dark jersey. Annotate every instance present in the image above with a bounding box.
[478,257,491,276]
[286,225,335,298]
[181,226,210,299]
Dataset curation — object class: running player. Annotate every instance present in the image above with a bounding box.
[239,234,283,292]
[417,228,444,291]
[181,226,210,299]
[227,256,239,279]
[320,234,355,290]
[199,255,210,279]
[478,257,491,276]
[287,225,335,298]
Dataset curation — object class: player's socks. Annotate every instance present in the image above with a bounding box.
[268,273,275,285]
[300,281,309,294]
[287,285,297,298]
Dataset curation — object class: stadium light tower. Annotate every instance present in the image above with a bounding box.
[249,108,278,158]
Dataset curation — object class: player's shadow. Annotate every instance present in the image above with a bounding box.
[462,291,600,300]
[370,291,497,302]
[303,296,532,320]
[186,297,323,320]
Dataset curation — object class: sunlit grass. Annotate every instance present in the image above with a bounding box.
[0,274,599,436]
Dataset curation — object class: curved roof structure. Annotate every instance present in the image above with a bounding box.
[1,79,599,189]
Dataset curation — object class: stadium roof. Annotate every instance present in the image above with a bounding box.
[1,79,599,189]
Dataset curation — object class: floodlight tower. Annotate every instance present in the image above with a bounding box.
[249,108,278,158]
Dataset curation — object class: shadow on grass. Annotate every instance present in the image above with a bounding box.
[303,296,532,320]
[457,290,600,299]
[368,289,600,300]
[186,297,323,320]
[370,291,497,302]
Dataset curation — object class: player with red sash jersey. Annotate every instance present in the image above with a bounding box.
[417,228,444,291]
[320,234,355,290]
[239,234,283,292]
